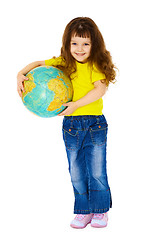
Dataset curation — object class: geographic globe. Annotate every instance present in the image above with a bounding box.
[22,66,73,117]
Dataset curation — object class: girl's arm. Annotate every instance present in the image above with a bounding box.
[58,80,107,116]
[17,60,45,97]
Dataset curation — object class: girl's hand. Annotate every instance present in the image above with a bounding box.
[17,73,29,97]
[58,102,78,116]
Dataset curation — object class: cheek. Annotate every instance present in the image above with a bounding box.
[86,47,91,54]
[70,46,76,54]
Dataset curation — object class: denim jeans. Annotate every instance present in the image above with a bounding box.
[62,115,112,214]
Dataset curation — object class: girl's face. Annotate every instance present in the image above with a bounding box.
[70,35,91,63]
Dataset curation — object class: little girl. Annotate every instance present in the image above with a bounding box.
[17,17,116,229]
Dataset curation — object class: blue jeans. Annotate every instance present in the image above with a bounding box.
[62,115,112,214]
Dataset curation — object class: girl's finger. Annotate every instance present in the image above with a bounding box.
[20,83,25,92]
[18,82,25,93]
[63,103,69,106]
[17,87,22,97]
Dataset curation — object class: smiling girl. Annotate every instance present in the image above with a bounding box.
[17,17,117,229]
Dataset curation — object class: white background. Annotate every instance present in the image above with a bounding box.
[0,0,160,239]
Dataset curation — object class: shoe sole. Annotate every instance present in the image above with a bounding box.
[70,220,91,229]
[91,223,108,228]
[91,218,108,228]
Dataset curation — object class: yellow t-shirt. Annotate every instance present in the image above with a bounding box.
[45,57,106,116]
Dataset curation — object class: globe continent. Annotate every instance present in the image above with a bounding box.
[22,66,73,117]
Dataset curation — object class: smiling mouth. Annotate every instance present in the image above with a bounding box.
[75,53,86,56]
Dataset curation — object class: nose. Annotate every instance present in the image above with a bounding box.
[77,44,83,52]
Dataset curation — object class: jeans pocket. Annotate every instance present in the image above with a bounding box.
[90,122,108,146]
[63,126,79,150]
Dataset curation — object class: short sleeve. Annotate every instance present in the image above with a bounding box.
[45,56,66,67]
[92,65,106,83]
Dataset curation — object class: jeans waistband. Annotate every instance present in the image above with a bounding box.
[64,115,103,120]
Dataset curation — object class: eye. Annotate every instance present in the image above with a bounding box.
[84,43,89,46]
[71,43,77,45]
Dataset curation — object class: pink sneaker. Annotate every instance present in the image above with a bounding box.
[91,212,108,228]
[70,214,93,229]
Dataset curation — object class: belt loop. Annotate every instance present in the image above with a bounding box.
[70,116,73,128]
[96,116,100,124]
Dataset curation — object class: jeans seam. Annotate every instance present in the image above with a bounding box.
[85,153,91,210]
[74,189,110,194]
[74,207,109,212]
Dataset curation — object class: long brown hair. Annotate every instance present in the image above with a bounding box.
[59,17,117,86]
